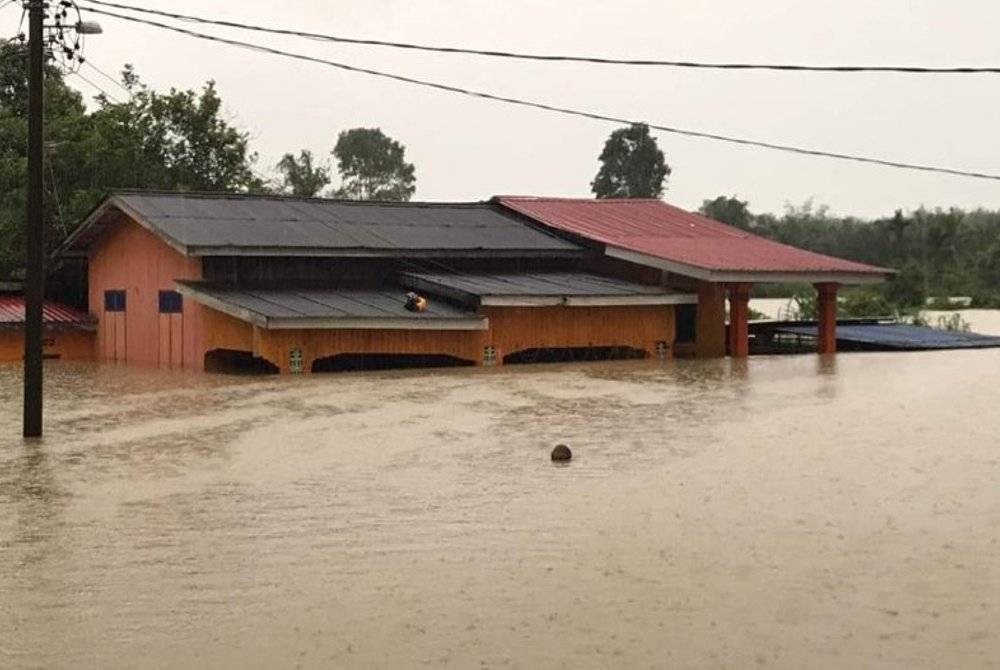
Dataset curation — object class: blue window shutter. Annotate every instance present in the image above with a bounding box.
[158,290,183,314]
[104,290,126,312]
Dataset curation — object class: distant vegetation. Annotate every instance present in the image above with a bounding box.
[701,196,1000,313]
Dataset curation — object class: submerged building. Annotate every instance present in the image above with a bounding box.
[46,191,890,373]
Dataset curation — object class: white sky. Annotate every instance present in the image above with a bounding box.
[9,0,1000,217]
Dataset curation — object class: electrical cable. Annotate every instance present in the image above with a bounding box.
[82,59,131,96]
[76,6,1000,182]
[80,0,1000,75]
[70,69,123,103]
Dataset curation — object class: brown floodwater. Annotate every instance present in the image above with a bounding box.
[1,350,998,669]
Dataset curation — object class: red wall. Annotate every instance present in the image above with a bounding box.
[88,219,205,369]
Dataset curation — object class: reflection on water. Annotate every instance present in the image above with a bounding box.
[1,353,998,669]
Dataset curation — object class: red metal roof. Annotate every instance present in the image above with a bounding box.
[497,197,892,279]
[0,295,94,327]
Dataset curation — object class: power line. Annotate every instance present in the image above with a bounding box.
[69,69,123,103]
[80,0,1000,75]
[82,59,132,96]
[77,5,1000,182]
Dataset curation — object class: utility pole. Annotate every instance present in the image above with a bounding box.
[23,0,45,438]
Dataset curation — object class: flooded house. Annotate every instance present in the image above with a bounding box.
[50,191,891,373]
[0,289,95,363]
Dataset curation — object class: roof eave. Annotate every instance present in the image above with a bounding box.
[607,247,894,285]
[53,193,192,261]
[186,246,583,258]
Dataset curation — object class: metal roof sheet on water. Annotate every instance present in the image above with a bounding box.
[0,295,95,329]
[497,196,893,281]
[401,270,697,306]
[175,282,486,331]
[63,191,582,257]
[775,323,1000,350]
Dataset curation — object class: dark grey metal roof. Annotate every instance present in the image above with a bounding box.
[175,281,486,331]
[774,323,1000,350]
[64,191,582,258]
[401,271,698,306]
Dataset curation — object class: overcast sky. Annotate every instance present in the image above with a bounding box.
[8,0,1000,217]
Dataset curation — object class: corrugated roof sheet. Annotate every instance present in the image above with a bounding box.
[402,270,677,297]
[177,282,481,325]
[0,296,95,328]
[775,323,1000,350]
[497,197,892,277]
[73,191,581,256]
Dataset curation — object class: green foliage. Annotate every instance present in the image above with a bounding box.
[0,43,263,279]
[701,193,1000,310]
[591,123,670,199]
[883,263,927,308]
[788,292,817,320]
[786,288,894,320]
[840,289,894,317]
[86,69,262,193]
[332,127,415,201]
[699,195,752,230]
[276,149,330,196]
[0,41,90,277]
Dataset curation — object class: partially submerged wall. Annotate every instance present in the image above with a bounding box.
[88,218,203,369]
[0,329,94,363]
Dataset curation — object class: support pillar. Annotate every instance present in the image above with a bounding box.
[815,282,839,354]
[695,282,727,358]
[727,283,752,358]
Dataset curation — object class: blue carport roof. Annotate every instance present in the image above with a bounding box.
[775,323,1000,350]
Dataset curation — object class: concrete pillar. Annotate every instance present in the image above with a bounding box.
[695,282,727,358]
[727,283,752,358]
[815,282,839,354]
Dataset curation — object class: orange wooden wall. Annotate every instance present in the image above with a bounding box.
[484,305,675,363]
[88,219,204,369]
[0,330,95,362]
[254,327,486,373]
[246,304,675,373]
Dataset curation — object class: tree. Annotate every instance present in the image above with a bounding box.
[700,195,752,229]
[332,127,415,201]
[0,51,263,279]
[86,69,263,193]
[276,149,330,196]
[0,40,90,278]
[591,123,670,199]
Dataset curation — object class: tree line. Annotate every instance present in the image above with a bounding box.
[700,196,1000,308]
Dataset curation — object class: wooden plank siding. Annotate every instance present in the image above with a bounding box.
[88,217,203,369]
[228,304,677,374]
[484,305,675,364]
[253,327,487,373]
